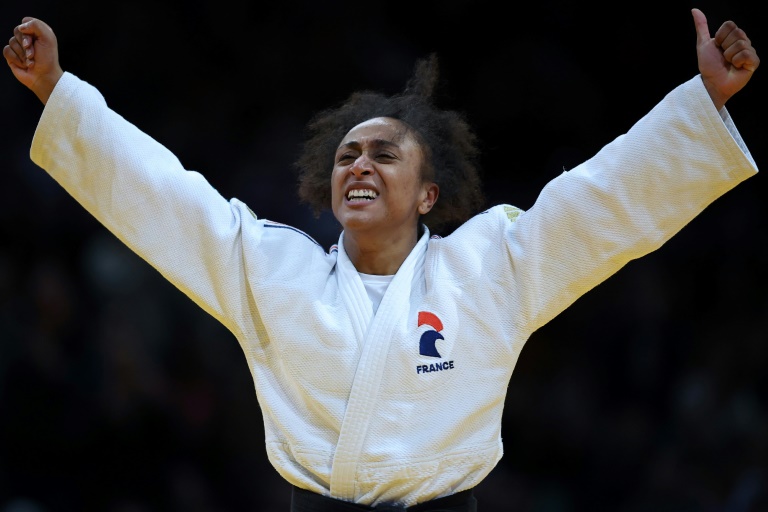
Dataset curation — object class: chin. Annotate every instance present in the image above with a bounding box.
[340,215,382,233]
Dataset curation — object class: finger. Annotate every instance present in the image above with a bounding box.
[16,18,42,53]
[3,44,18,66]
[715,21,760,72]
[721,38,749,65]
[3,44,27,70]
[12,25,26,47]
[6,35,25,62]
[691,8,711,45]
[715,21,749,50]
[17,18,42,36]
[13,20,38,64]
[731,47,761,72]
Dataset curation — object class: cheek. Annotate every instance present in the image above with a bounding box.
[330,169,343,202]
[394,175,423,201]
[330,169,350,214]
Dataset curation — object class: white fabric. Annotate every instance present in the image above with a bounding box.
[29,72,758,506]
[359,273,393,314]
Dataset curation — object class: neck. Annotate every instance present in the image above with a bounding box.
[344,226,422,275]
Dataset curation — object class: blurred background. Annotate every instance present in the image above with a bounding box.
[1,0,766,511]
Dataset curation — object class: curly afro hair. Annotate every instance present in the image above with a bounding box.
[295,53,486,235]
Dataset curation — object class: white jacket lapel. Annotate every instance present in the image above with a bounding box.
[335,231,374,350]
[330,227,430,499]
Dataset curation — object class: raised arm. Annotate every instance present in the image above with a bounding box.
[503,9,760,334]
[4,17,280,340]
[3,17,63,104]
[693,8,760,110]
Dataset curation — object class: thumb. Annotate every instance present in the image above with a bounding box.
[691,8,711,44]
[18,17,43,37]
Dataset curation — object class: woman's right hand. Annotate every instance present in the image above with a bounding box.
[4,17,64,104]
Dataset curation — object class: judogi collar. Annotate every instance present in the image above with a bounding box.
[330,226,430,499]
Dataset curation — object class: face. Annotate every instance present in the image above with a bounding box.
[331,117,438,239]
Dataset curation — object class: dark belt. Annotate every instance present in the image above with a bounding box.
[291,486,477,512]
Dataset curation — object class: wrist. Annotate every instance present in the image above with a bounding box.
[701,76,726,111]
[33,67,64,105]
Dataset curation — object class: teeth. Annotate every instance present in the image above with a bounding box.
[347,189,378,200]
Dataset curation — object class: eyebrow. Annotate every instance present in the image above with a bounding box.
[336,139,401,152]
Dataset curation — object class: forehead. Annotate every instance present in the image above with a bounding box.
[341,117,414,146]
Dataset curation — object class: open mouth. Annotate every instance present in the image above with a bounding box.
[346,189,379,202]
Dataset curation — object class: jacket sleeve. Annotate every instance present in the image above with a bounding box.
[504,74,759,334]
[30,72,258,337]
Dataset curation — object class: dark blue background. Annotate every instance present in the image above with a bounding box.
[1,1,766,511]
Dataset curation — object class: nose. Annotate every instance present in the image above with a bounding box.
[351,155,374,176]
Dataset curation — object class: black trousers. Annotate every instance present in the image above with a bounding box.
[290,486,477,512]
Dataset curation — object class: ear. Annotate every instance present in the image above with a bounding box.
[418,182,439,215]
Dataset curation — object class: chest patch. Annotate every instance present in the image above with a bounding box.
[418,311,444,357]
[416,312,456,375]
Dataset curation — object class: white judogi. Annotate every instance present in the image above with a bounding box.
[30,72,757,506]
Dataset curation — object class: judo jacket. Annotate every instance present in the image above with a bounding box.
[29,72,758,507]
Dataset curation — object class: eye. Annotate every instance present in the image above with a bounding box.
[376,152,396,161]
[337,153,356,163]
